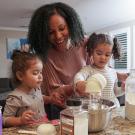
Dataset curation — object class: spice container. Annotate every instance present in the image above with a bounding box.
[60,98,88,135]
[125,69,135,121]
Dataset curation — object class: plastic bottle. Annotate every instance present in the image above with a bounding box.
[125,69,135,121]
[60,98,88,135]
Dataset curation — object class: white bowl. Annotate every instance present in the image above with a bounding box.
[37,123,57,135]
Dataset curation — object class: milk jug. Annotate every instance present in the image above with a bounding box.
[125,69,135,121]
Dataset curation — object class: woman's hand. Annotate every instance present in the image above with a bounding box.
[117,73,128,81]
[43,92,66,108]
[50,91,66,108]
[43,85,74,107]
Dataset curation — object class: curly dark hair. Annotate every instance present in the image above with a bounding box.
[87,33,121,59]
[28,2,85,60]
[11,50,41,85]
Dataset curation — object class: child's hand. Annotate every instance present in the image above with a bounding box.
[75,81,88,96]
[20,110,36,125]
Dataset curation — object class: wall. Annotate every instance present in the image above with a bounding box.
[75,0,135,33]
[95,19,135,34]
[0,28,27,78]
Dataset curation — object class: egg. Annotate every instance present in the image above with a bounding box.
[37,123,57,135]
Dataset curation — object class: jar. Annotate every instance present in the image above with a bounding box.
[60,98,88,135]
[125,69,135,121]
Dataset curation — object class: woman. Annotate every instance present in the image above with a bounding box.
[28,2,88,120]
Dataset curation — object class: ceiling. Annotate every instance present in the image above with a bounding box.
[0,0,135,33]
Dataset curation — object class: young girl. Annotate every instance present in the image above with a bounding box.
[3,50,59,127]
[74,33,121,107]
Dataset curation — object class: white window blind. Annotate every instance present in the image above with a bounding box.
[109,27,131,72]
[114,33,127,69]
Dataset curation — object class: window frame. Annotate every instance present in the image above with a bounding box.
[132,25,135,68]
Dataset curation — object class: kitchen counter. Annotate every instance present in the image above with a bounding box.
[3,106,135,135]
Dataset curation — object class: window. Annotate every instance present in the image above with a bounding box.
[109,27,131,72]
